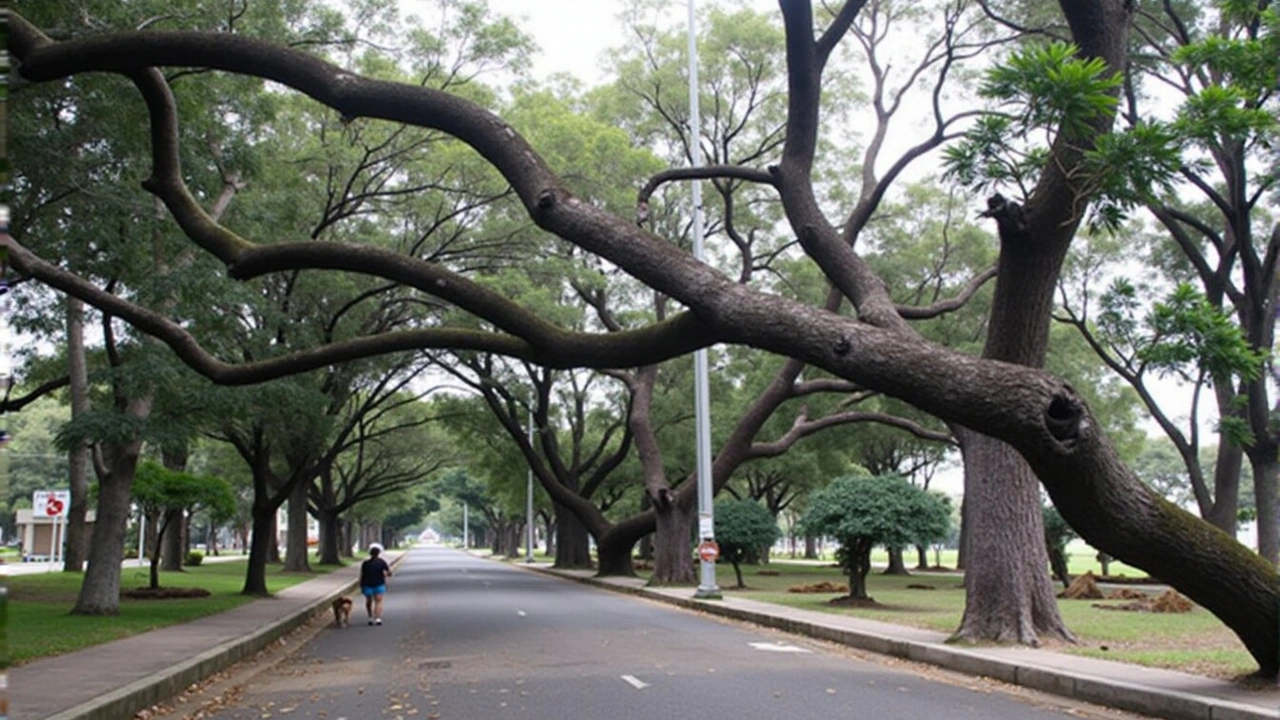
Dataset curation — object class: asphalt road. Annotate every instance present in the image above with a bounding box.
[194,546,1143,720]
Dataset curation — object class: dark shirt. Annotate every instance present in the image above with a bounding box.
[360,556,390,588]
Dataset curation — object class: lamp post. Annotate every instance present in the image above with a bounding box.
[687,0,719,599]
[526,403,535,563]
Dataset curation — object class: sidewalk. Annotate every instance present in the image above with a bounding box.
[9,551,1280,720]
[7,554,397,720]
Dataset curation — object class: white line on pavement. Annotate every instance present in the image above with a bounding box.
[621,675,650,690]
[748,642,811,653]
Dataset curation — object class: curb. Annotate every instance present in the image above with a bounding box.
[523,565,1278,720]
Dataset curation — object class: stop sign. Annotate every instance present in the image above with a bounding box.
[696,540,719,562]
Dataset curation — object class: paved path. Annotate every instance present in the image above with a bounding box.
[7,549,1280,720]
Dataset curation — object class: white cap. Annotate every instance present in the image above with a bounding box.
[369,543,384,553]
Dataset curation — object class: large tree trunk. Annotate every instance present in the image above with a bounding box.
[596,517,647,577]
[265,512,281,563]
[283,478,311,572]
[648,499,695,586]
[552,501,592,568]
[847,538,874,600]
[243,502,276,596]
[161,507,184,572]
[63,297,90,573]
[72,427,148,614]
[317,507,341,565]
[883,547,908,575]
[955,433,1074,644]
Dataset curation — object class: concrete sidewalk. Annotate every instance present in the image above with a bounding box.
[9,551,1280,720]
[8,554,395,720]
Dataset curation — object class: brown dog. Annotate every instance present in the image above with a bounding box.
[332,596,353,628]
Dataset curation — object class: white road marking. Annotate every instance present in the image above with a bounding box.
[517,610,526,616]
[621,675,650,690]
[749,641,811,653]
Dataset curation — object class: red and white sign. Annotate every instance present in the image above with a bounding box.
[696,540,720,563]
[33,490,71,518]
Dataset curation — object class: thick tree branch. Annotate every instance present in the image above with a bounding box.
[0,375,72,413]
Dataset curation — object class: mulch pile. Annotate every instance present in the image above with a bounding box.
[1094,589,1194,613]
[122,587,213,600]
[787,581,849,594]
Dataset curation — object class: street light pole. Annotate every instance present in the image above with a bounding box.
[687,0,719,599]
[526,403,535,563]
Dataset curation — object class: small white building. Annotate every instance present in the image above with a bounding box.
[15,508,96,561]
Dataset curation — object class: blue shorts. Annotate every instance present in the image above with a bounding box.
[361,584,386,597]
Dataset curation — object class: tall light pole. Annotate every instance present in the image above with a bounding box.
[688,0,719,599]
[526,402,535,563]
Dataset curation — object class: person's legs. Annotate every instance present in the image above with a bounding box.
[362,586,375,623]
[373,591,385,623]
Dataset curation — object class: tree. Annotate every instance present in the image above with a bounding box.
[13,1,1280,677]
[1118,0,1280,561]
[132,459,235,589]
[797,474,951,600]
[714,498,782,589]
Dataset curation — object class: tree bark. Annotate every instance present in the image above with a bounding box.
[283,478,311,572]
[956,431,1074,644]
[847,538,873,600]
[62,296,90,572]
[317,507,341,565]
[72,420,149,614]
[552,501,592,568]
[244,502,275,596]
[648,500,695,586]
[161,507,184,572]
[883,547,908,575]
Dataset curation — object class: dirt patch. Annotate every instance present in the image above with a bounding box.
[787,581,848,594]
[1059,571,1104,599]
[122,587,213,600]
[827,595,883,608]
[1105,588,1149,601]
[905,584,936,590]
[1093,589,1194,613]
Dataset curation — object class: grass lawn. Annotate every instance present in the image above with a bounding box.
[3,557,340,666]
[724,560,1253,680]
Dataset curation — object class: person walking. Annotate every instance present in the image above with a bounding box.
[360,543,392,625]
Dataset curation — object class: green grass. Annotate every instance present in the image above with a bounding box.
[716,560,1251,679]
[4,558,338,665]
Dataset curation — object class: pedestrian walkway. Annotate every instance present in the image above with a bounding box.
[8,554,396,720]
[9,549,1280,720]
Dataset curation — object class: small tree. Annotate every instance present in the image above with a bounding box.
[133,460,236,589]
[714,499,782,589]
[798,475,951,602]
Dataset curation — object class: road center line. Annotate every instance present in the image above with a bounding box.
[620,675,650,690]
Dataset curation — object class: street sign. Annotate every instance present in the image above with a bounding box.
[33,490,70,518]
[696,540,719,563]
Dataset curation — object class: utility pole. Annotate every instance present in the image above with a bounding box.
[687,0,720,599]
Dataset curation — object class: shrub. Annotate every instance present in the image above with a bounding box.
[185,551,205,567]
